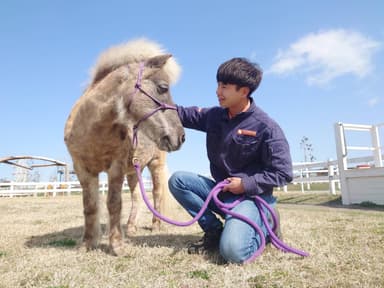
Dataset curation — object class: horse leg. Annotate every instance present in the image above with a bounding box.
[147,151,168,232]
[75,164,100,250]
[106,161,125,255]
[126,173,140,236]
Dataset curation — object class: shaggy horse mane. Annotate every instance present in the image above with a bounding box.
[90,38,181,85]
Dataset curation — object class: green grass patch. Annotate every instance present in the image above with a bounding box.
[359,201,380,208]
[351,201,384,210]
[189,269,210,280]
[247,275,282,288]
[0,251,7,257]
[47,238,77,247]
[372,223,384,235]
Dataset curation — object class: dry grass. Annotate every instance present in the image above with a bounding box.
[0,192,383,288]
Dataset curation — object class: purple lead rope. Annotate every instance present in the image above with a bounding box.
[134,162,309,263]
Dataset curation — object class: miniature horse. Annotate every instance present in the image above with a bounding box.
[64,39,184,255]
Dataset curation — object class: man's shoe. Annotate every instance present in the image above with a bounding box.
[187,228,223,254]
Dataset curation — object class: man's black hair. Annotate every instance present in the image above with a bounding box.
[216,57,263,96]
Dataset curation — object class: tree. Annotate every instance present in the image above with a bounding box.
[300,136,316,162]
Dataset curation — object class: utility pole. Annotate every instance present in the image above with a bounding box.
[300,136,315,162]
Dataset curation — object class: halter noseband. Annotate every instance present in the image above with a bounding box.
[131,62,177,148]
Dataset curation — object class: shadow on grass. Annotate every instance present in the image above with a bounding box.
[128,233,200,249]
[25,225,88,249]
[276,192,384,211]
[128,233,226,264]
[24,224,226,263]
[24,224,215,260]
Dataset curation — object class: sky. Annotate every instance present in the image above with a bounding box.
[1,0,383,181]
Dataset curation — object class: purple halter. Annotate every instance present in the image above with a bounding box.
[131,62,177,147]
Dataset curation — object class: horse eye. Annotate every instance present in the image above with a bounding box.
[157,83,169,94]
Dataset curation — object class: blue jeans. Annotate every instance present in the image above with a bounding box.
[168,171,277,263]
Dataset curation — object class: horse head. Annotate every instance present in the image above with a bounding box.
[126,55,185,152]
[90,39,185,152]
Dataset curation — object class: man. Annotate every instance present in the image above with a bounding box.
[168,57,293,264]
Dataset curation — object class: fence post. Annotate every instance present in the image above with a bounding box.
[305,168,311,190]
[334,122,350,204]
[34,184,38,197]
[300,169,305,193]
[328,163,336,195]
[10,183,14,198]
[371,124,383,167]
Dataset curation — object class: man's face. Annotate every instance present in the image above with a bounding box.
[216,82,247,108]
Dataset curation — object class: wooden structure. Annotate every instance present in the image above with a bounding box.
[0,155,69,181]
[334,122,384,205]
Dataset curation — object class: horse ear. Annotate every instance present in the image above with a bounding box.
[145,54,172,69]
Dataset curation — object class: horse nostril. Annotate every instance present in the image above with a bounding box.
[162,135,171,145]
[181,134,185,143]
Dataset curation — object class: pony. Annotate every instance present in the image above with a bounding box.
[64,38,185,255]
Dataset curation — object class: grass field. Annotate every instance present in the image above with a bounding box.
[0,191,383,288]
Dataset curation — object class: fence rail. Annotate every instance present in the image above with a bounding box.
[1,157,381,197]
[290,159,339,194]
[0,179,153,197]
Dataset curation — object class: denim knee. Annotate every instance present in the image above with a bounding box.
[168,171,185,196]
[220,237,246,264]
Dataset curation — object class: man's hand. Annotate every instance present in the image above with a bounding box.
[222,177,245,194]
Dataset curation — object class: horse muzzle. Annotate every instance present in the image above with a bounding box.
[159,129,185,152]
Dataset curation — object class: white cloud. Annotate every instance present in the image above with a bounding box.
[367,97,380,107]
[269,29,381,85]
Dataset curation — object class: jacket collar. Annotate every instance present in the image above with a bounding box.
[221,97,256,120]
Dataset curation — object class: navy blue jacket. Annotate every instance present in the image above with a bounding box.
[177,98,293,197]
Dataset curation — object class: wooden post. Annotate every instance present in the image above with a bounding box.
[328,163,336,195]
[371,125,383,167]
[334,122,350,204]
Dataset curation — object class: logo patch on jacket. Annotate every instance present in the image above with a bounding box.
[237,129,257,137]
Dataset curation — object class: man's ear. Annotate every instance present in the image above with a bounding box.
[240,86,250,98]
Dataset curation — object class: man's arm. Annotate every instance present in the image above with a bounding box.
[241,137,293,196]
[176,105,211,132]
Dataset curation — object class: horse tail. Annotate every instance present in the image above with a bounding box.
[160,160,170,217]
[158,152,181,222]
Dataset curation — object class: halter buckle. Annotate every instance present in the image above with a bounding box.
[132,157,140,166]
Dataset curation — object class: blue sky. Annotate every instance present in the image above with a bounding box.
[1,0,383,181]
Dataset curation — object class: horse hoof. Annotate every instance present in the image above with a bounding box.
[81,237,99,251]
[126,225,137,237]
[151,223,161,233]
[110,241,128,256]
[79,242,97,253]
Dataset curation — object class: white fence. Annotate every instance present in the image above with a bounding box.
[0,179,153,197]
[1,122,382,201]
[290,159,340,194]
[1,158,378,198]
[1,157,381,199]
[0,163,350,197]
